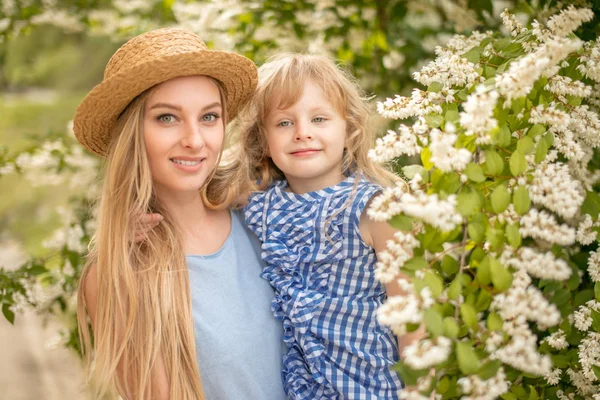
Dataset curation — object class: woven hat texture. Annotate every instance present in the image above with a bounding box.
[73,27,257,156]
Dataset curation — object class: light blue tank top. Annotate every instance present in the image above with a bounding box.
[186,210,286,400]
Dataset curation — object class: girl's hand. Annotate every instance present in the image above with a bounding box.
[134,213,163,242]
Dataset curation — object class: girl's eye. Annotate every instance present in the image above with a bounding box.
[158,114,176,124]
[278,120,292,127]
[313,117,326,123]
[202,113,220,122]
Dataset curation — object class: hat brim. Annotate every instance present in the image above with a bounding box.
[73,50,257,156]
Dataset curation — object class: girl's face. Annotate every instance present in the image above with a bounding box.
[143,75,224,198]
[264,79,347,194]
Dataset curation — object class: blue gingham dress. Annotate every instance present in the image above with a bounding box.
[245,174,402,399]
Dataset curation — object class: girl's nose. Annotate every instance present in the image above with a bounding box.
[294,121,313,141]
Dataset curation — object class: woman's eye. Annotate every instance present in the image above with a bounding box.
[158,114,176,124]
[202,113,220,122]
[313,117,325,123]
[278,120,292,127]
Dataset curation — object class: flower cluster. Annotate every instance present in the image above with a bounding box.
[368,6,600,398]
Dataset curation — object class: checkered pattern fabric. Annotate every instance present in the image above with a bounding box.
[245,175,403,400]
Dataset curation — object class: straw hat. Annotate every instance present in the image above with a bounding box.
[73,27,258,156]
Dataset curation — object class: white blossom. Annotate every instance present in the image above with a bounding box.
[375,232,420,283]
[369,127,422,163]
[577,215,598,245]
[544,330,569,350]
[546,6,595,38]
[574,300,600,332]
[578,332,600,384]
[545,368,562,385]
[500,9,525,37]
[529,161,584,219]
[458,367,510,400]
[588,251,600,283]
[403,336,452,370]
[429,129,472,173]
[520,209,576,246]
[500,246,571,281]
[459,86,498,144]
[546,75,592,101]
[577,41,600,83]
[529,104,570,132]
[566,368,599,397]
[569,105,600,148]
[496,37,583,104]
[413,53,482,90]
[377,280,434,336]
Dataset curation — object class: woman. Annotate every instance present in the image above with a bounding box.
[74,28,285,400]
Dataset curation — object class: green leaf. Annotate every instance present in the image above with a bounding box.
[389,214,413,232]
[402,165,429,182]
[477,256,492,285]
[475,289,493,311]
[509,150,527,176]
[456,341,481,374]
[468,220,486,243]
[477,360,502,380]
[591,309,600,331]
[495,124,512,147]
[593,365,600,380]
[484,150,504,176]
[442,256,459,276]
[448,277,462,300]
[425,114,444,128]
[486,227,505,251]
[392,361,429,386]
[513,186,531,215]
[465,163,486,183]
[2,303,15,325]
[445,109,460,122]
[457,190,482,217]
[582,191,600,219]
[487,312,503,331]
[462,47,482,64]
[506,223,522,248]
[527,124,546,137]
[595,282,600,301]
[443,317,460,338]
[490,258,513,291]
[535,137,550,164]
[460,303,478,328]
[517,136,535,154]
[491,184,510,214]
[428,81,444,92]
[403,256,428,271]
[421,147,433,170]
[424,271,444,298]
[424,308,445,337]
[528,386,539,400]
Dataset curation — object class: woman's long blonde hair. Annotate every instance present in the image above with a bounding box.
[76,78,242,399]
[236,53,397,190]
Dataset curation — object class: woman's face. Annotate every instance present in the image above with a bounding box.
[143,75,224,198]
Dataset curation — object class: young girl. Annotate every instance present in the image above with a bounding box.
[73,28,285,400]
[240,54,416,399]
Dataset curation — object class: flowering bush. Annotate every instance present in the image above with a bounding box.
[369,6,600,399]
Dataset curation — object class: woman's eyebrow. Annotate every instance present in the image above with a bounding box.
[148,102,222,111]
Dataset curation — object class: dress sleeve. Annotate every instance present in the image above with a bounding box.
[243,191,268,242]
[350,180,382,234]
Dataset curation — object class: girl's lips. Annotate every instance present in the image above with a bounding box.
[290,149,321,157]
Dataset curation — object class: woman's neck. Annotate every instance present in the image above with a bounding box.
[157,190,231,255]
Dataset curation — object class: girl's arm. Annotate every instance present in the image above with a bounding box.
[359,212,426,358]
[83,264,170,399]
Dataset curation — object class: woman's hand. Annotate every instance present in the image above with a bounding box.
[134,213,163,242]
